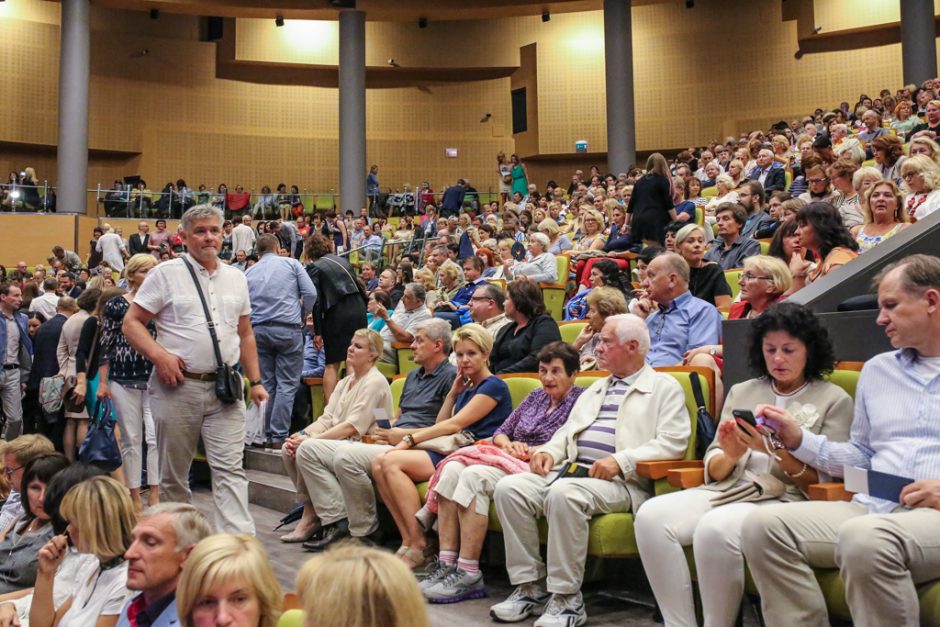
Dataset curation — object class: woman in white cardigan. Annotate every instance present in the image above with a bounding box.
[634,303,854,627]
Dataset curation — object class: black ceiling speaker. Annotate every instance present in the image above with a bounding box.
[329,0,357,8]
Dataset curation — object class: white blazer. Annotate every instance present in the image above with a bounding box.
[535,364,691,512]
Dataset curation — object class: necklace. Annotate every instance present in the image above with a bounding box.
[771,379,809,397]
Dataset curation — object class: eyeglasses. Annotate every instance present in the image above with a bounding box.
[806,177,829,184]
[741,273,772,281]
[3,465,22,478]
[469,296,493,303]
[902,172,918,180]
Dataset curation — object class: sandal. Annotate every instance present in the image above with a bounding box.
[400,547,431,570]
[395,545,410,557]
[280,523,322,543]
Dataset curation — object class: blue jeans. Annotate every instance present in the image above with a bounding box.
[253,324,304,441]
[434,311,464,330]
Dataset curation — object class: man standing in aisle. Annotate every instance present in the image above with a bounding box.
[124,204,267,534]
[0,283,31,440]
[246,234,317,449]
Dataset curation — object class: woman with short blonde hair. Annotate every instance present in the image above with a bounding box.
[297,544,428,627]
[908,135,940,169]
[853,180,911,251]
[537,218,573,255]
[31,476,136,627]
[900,154,940,220]
[177,534,282,627]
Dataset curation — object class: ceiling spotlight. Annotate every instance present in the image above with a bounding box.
[387,58,399,67]
[418,17,428,29]
[149,8,159,19]
[794,49,804,59]
[275,15,285,27]
[480,112,492,123]
[542,9,550,22]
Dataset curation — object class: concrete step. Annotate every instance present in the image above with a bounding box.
[245,448,288,475]
[246,468,299,513]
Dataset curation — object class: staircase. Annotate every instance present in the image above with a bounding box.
[244,448,300,513]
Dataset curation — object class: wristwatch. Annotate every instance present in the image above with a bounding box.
[249,379,263,387]
[402,434,416,448]
[707,347,717,356]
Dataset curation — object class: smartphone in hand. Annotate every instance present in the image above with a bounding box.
[732,409,759,433]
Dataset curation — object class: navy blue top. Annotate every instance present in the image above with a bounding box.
[454,375,513,440]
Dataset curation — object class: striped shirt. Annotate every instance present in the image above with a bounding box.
[794,348,940,513]
[575,373,641,466]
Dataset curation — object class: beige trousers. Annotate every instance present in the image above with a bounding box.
[493,472,631,595]
[433,462,509,517]
[149,377,254,534]
[283,439,392,536]
[742,500,940,627]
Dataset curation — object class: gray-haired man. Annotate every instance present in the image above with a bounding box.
[370,282,432,364]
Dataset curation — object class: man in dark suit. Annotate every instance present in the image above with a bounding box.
[747,149,787,192]
[439,179,467,218]
[129,221,151,256]
[24,297,76,449]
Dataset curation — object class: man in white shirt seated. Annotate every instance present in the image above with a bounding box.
[742,254,940,627]
[369,282,432,365]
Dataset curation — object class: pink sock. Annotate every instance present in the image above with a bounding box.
[439,550,457,565]
[457,558,480,574]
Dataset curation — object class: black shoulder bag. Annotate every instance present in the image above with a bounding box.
[691,371,717,459]
[182,259,243,404]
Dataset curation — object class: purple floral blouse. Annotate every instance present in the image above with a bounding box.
[493,385,585,446]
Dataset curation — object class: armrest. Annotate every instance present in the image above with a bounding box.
[538,281,566,290]
[392,342,413,350]
[635,459,703,480]
[667,467,706,489]
[808,482,854,502]
[302,377,323,386]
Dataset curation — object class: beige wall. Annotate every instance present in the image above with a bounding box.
[0,0,937,211]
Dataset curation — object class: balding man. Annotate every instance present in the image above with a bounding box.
[748,149,786,192]
[490,314,690,626]
[635,253,722,367]
[742,255,940,627]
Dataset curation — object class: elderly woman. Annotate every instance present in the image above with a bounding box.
[177,534,282,627]
[900,154,940,220]
[419,343,584,603]
[871,134,906,186]
[674,224,732,309]
[636,303,853,627]
[704,174,738,226]
[564,259,628,320]
[31,476,136,627]
[491,280,562,374]
[727,159,747,189]
[827,159,864,229]
[373,324,513,569]
[908,135,940,169]
[570,209,607,253]
[280,329,392,545]
[890,100,919,135]
[789,203,859,292]
[852,180,911,251]
[95,254,160,512]
[571,287,629,370]
[502,233,557,283]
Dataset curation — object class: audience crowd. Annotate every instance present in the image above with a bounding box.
[0,80,938,627]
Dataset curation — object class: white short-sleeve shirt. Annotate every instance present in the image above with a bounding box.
[134,256,251,373]
[58,561,131,627]
[96,233,126,271]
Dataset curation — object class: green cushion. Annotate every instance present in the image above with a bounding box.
[725,270,742,300]
[276,609,304,627]
[376,361,398,379]
[813,569,940,625]
[559,322,587,345]
[824,370,859,399]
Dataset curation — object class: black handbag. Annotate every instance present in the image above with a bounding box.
[79,398,122,471]
[182,259,244,404]
[691,371,717,459]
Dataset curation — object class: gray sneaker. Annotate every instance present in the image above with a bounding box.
[533,592,587,627]
[418,559,456,591]
[489,582,551,623]
[423,568,486,603]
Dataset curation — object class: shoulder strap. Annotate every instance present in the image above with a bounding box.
[688,371,706,411]
[181,258,224,369]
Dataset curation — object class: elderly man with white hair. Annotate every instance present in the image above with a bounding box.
[502,232,558,283]
[489,313,691,627]
[747,149,786,192]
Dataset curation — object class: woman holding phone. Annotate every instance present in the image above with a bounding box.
[372,324,513,570]
[634,303,854,627]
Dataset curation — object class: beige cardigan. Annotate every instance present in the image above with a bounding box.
[304,366,393,439]
[702,378,854,501]
[535,364,691,513]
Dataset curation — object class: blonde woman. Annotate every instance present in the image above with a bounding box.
[281,329,392,546]
[853,180,911,251]
[771,134,793,169]
[571,209,607,253]
[727,159,747,188]
[296,544,428,627]
[177,534,282,627]
[890,100,919,135]
[704,174,739,225]
[31,476,136,627]
[900,154,940,220]
[97,253,161,512]
[908,135,940,169]
[537,219,573,255]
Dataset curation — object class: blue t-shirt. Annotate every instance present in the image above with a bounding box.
[454,375,513,440]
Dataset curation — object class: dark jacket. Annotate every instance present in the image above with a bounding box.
[439,185,466,218]
[128,233,150,256]
[491,314,562,374]
[27,313,66,390]
[305,255,366,334]
[748,166,786,192]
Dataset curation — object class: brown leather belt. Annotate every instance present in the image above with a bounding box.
[181,370,217,382]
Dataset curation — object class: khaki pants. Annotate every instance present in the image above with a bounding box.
[149,377,254,534]
[433,462,508,517]
[493,472,631,595]
[742,500,940,627]
[283,440,391,536]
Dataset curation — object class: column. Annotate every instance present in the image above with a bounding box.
[57,0,91,215]
[604,0,635,175]
[338,10,366,220]
[899,0,937,87]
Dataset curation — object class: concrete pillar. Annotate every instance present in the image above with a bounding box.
[56,0,91,214]
[338,10,366,220]
[604,0,635,174]
[900,0,937,87]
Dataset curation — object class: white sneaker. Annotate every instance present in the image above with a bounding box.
[489,582,551,623]
[533,592,587,627]
[418,559,455,591]
[423,568,486,603]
